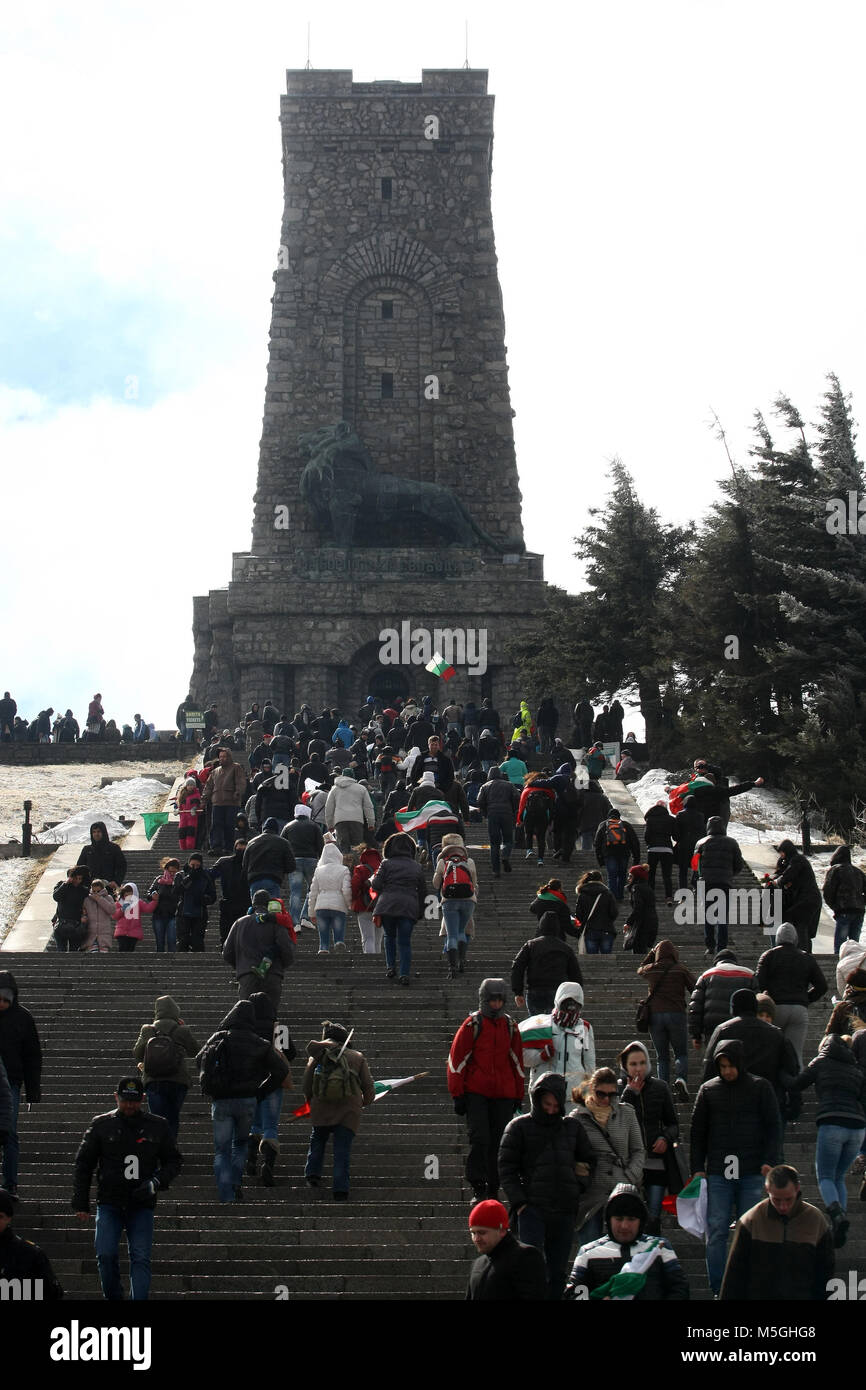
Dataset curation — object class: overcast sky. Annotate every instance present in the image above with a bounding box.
[2,1,863,730]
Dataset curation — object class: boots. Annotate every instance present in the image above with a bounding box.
[827,1200,850,1248]
[245,1135,258,1178]
[260,1139,279,1188]
[457,941,467,974]
[446,948,458,980]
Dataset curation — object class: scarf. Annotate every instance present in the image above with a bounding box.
[584,1096,612,1126]
[158,869,176,885]
[538,888,568,906]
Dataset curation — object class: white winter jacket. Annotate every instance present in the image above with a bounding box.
[308,843,352,915]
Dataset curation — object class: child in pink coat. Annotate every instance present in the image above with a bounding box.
[113,882,157,953]
[177,776,202,854]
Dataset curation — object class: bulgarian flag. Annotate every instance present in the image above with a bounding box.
[589,1239,664,1300]
[142,812,169,841]
[395,800,454,832]
[676,1175,708,1239]
[373,1071,429,1101]
[426,651,456,681]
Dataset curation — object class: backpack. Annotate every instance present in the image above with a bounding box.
[525,789,552,821]
[311,1044,362,1103]
[442,859,474,898]
[144,1024,185,1078]
[198,1030,261,1098]
[605,820,628,849]
[467,1010,521,1051]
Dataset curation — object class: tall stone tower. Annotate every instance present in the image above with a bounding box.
[191,68,549,718]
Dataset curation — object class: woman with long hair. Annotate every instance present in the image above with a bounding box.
[570,1066,645,1243]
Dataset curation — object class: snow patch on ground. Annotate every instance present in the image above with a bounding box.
[0,859,48,939]
[32,777,173,845]
[630,768,803,845]
[0,762,182,841]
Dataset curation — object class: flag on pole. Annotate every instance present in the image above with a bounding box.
[425,651,456,681]
[142,812,169,841]
[395,800,454,833]
[373,1071,429,1101]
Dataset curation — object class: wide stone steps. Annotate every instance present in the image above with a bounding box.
[1,774,850,1300]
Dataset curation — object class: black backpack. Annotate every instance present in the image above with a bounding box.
[198,1030,260,1098]
[144,1024,185,1078]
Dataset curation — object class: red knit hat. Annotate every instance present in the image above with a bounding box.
[468,1199,509,1230]
[629,863,650,880]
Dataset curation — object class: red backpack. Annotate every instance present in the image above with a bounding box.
[442,860,474,899]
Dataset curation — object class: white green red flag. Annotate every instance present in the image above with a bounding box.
[395,800,454,832]
[425,652,456,681]
[373,1071,429,1101]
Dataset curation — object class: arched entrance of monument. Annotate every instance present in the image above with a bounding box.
[367,667,410,707]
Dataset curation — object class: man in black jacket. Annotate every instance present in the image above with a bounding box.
[210,839,250,945]
[408,735,455,792]
[688,771,765,831]
[243,819,296,901]
[223,890,295,1008]
[0,1188,63,1298]
[701,989,800,1120]
[75,821,126,889]
[0,971,42,1199]
[282,805,325,927]
[51,867,89,951]
[465,1199,547,1300]
[689,951,757,1051]
[197,998,289,1203]
[692,816,744,954]
[690,1039,782,1295]
[476,766,519,876]
[498,1073,594,1298]
[720,1164,834,1301]
[756,922,827,1068]
[72,1077,182,1300]
[593,809,640,901]
[511,915,582,1015]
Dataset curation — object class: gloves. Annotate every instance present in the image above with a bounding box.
[131,1177,160,1201]
[453,1097,467,1117]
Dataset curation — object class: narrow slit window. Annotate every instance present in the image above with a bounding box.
[381,177,392,201]
[381,300,394,320]
[381,372,394,399]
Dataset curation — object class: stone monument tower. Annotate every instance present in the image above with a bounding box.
[190,68,549,717]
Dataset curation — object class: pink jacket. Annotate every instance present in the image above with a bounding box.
[113,896,157,940]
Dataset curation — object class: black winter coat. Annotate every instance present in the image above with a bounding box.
[644,805,677,852]
[466,1231,547,1300]
[176,865,217,917]
[689,779,759,824]
[75,824,127,885]
[575,881,619,939]
[694,828,743,884]
[147,874,183,918]
[0,972,42,1096]
[594,818,641,863]
[281,817,325,859]
[618,1074,679,1152]
[498,1075,594,1215]
[0,1228,63,1298]
[673,803,707,860]
[208,852,250,915]
[72,1108,182,1212]
[624,880,657,952]
[688,961,757,1042]
[775,852,822,933]
[690,1041,782,1176]
[790,1034,866,1126]
[52,879,88,922]
[575,786,612,834]
[511,933,582,995]
[242,833,296,883]
[701,1016,800,1108]
[197,1000,289,1101]
[823,862,866,914]
[529,894,578,939]
[755,944,826,1008]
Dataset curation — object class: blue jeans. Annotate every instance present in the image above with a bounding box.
[834,912,864,955]
[442,898,474,950]
[152,915,176,952]
[645,1179,665,1218]
[288,859,317,923]
[706,1173,765,1293]
[605,856,627,900]
[210,803,239,853]
[2,1082,21,1186]
[146,1082,187,1141]
[251,1087,283,1141]
[94,1203,155,1300]
[816,1123,866,1210]
[525,988,556,1015]
[702,882,730,952]
[211,1097,257,1201]
[487,811,514,872]
[305,1123,355,1194]
[316,908,346,951]
[249,876,281,901]
[649,1011,688,1084]
[584,934,614,954]
[580,830,594,853]
[382,914,415,976]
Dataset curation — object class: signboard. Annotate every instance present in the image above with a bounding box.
[185,710,206,729]
[602,742,621,764]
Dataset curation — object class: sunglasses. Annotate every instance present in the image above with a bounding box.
[595,1090,617,1099]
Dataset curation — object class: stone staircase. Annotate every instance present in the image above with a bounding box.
[1,776,854,1300]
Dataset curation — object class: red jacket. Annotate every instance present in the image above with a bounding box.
[447,1013,525,1101]
[351,850,382,913]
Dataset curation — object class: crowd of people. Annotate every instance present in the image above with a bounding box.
[0,692,161,745]
[2,688,864,1305]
